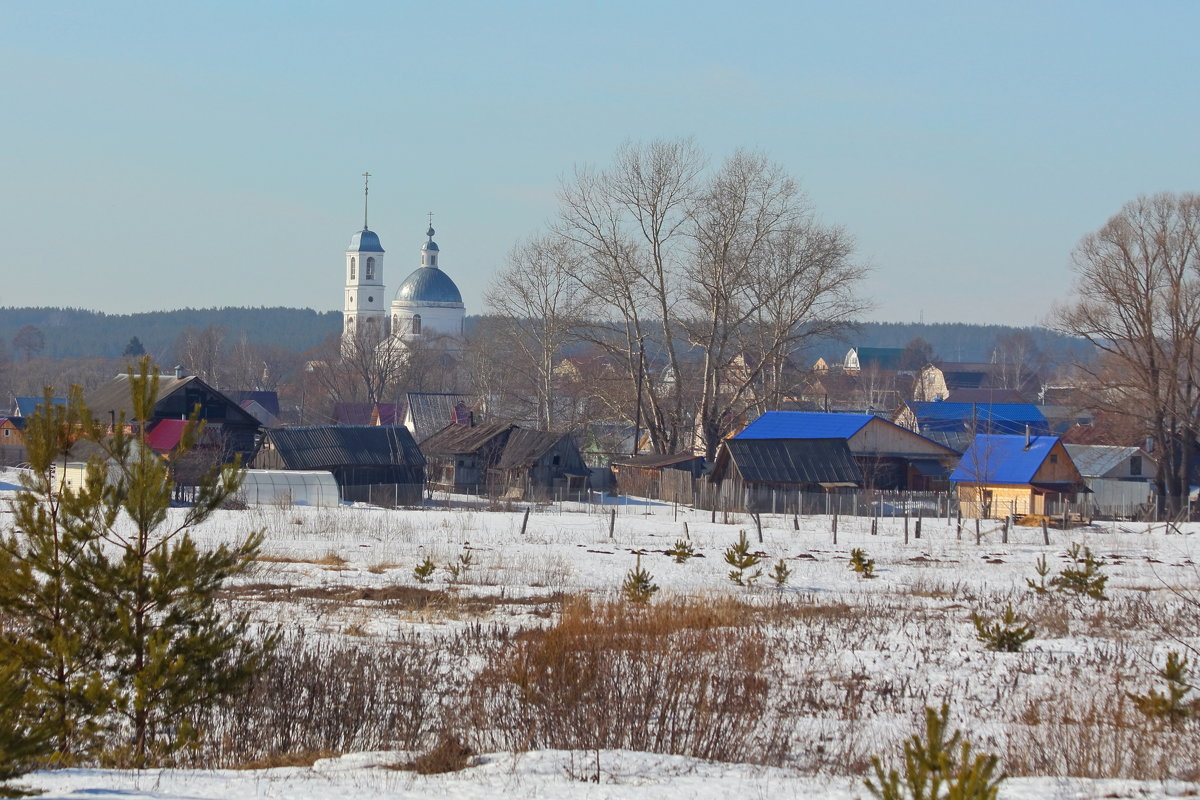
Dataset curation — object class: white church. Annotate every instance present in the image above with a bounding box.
[341,180,465,350]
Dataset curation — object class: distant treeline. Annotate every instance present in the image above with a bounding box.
[800,320,1091,366]
[0,307,343,359]
[0,307,1088,366]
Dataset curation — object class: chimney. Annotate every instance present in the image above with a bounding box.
[174,365,185,379]
[1024,424,1031,450]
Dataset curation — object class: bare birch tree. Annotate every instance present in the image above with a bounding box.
[484,235,585,429]
[1056,192,1200,517]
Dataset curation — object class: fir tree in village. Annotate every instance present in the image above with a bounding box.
[0,360,274,769]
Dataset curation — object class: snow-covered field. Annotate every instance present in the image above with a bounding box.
[5,476,1200,799]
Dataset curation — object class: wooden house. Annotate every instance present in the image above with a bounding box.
[254,426,426,505]
[736,411,959,490]
[404,392,473,443]
[950,433,1085,519]
[0,417,27,466]
[87,371,261,465]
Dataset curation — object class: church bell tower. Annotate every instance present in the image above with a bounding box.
[343,172,388,342]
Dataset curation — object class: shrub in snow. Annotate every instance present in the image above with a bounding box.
[443,548,474,583]
[666,539,695,563]
[724,530,762,587]
[1129,651,1197,727]
[1051,543,1108,600]
[971,603,1035,652]
[849,548,876,579]
[621,554,659,604]
[769,558,791,588]
[865,703,1005,800]
[413,556,437,584]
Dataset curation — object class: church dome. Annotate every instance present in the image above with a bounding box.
[348,228,384,253]
[394,266,463,304]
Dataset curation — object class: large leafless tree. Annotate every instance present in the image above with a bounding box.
[1056,192,1200,517]
[484,235,585,429]
[550,139,866,459]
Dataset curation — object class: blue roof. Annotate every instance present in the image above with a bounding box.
[736,411,874,440]
[348,228,384,253]
[908,402,1049,435]
[395,266,463,304]
[949,434,1062,484]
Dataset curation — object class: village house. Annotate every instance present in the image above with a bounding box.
[950,433,1085,519]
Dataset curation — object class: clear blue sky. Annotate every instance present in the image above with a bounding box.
[1,1,1197,325]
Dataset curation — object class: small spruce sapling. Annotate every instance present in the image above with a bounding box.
[413,556,437,584]
[971,603,1036,652]
[666,539,695,563]
[1051,543,1107,600]
[849,548,876,579]
[621,554,659,604]
[1026,554,1052,594]
[1128,651,1197,726]
[443,548,474,583]
[724,530,762,587]
[769,558,791,588]
[865,703,1005,800]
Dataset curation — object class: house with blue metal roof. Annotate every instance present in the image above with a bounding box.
[894,400,1051,453]
[736,411,959,490]
[950,433,1084,519]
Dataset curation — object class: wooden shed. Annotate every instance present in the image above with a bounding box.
[420,421,516,493]
[710,437,862,512]
[610,452,706,501]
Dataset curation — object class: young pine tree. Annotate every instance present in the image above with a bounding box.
[69,360,275,767]
[0,388,115,763]
[724,530,762,587]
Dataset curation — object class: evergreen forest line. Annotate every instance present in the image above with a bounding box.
[0,306,1088,365]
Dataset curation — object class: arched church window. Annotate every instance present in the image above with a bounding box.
[350,257,356,280]
[366,257,375,280]
[412,315,422,335]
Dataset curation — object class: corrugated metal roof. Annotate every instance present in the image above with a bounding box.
[1064,444,1145,478]
[950,434,1063,484]
[264,426,424,470]
[908,402,1049,435]
[406,393,471,443]
[14,396,67,417]
[736,411,873,440]
[87,374,260,429]
[420,421,514,456]
[723,438,862,486]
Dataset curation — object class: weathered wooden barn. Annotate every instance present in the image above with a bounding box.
[490,428,589,500]
[420,421,515,492]
[254,425,426,505]
[709,438,862,512]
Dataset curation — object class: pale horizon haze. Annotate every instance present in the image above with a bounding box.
[1,1,1197,326]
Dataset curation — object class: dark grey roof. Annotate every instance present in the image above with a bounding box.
[420,422,514,457]
[1064,444,1148,478]
[721,438,862,486]
[406,393,471,442]
[496,429,571,469]
[263,426,424,470]
[394,266,463,304]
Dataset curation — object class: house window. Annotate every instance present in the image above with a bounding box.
[1130,455,1142,476]
[552,454,561,466]
[1049,454,1058,464]
[366,257,375,280]
[412,315,422,335]
[350,257,356,280]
